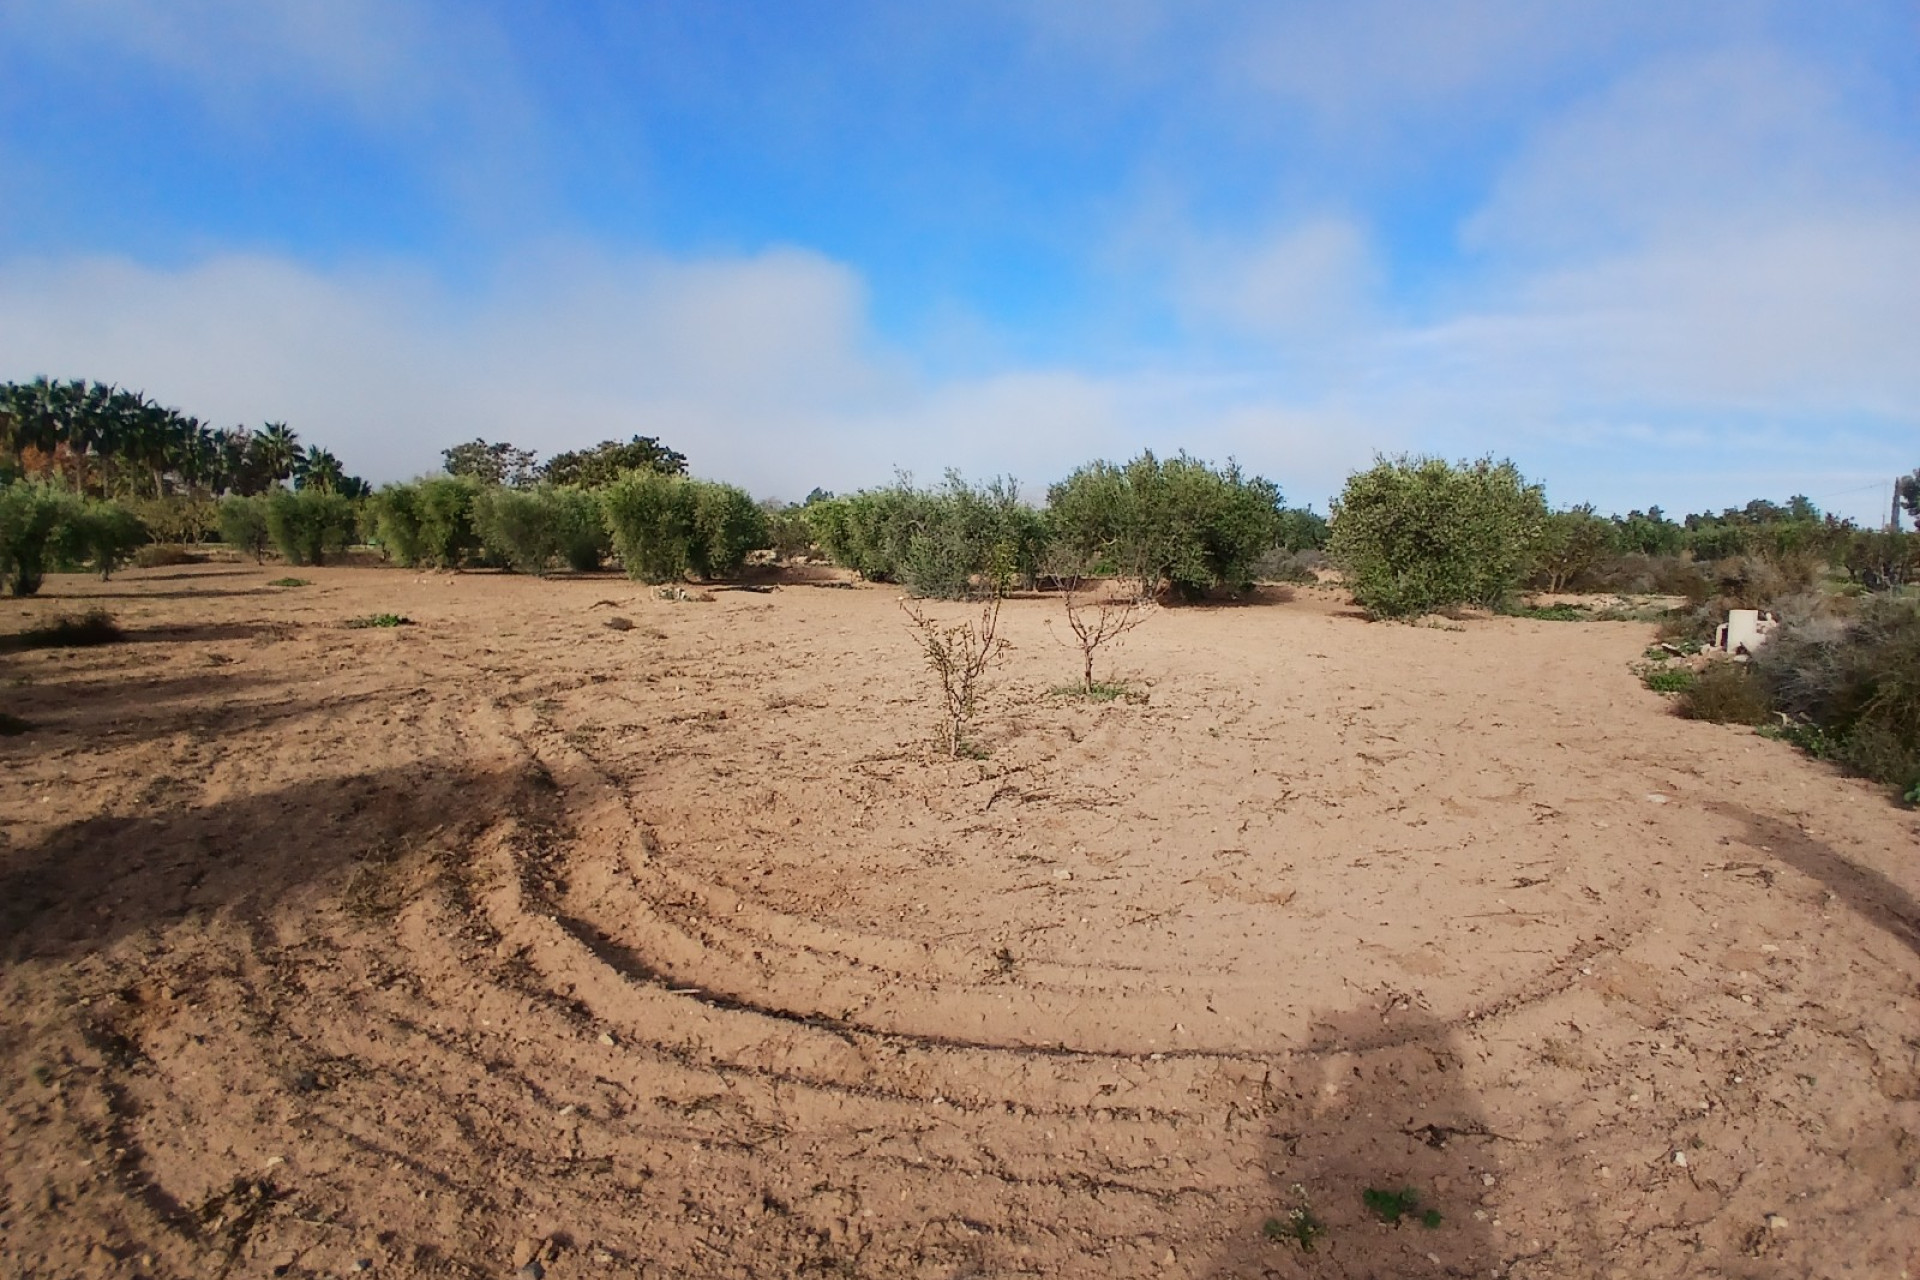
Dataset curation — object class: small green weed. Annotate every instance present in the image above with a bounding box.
[1506,602,1588,621]
[1,610,124,651]
[1677,661,1771,725]
[346,613,412,629]
[1264,1185,1325,1252]
[1639,663,1697,694]
[1049,680,1137,702]
[269,577,311,588]
[1362,1186,1439,1227]
[0,711,32,735]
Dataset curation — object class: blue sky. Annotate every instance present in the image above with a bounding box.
[2,1,1916,521]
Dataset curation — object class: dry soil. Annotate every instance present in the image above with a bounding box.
[2,563,1917,1279]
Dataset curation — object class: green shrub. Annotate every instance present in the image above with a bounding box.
[368,484,427,566]
[1640,663,1698,694]
[1755,597,1920,799]
[218,495,273,563]
[1677,660,1772,725]
[1529,504,1618,592]
[415,477,482,568]
[1047,451,1282,598]
[265,488,354,566]
[122,495,218,545]
[0,482,83,596]
[1327,455,1548,618]
[601,471,763,582]
[55,501,146,580]
[473,486,609,574]
[346,613,412,629]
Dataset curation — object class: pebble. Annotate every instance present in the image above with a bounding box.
[597,1033,616,1046]
[1672,1151,1689,1167]
[603,617,634,631]
[1766,1214,1789,1232]
[1053,869,1072,881]
[347,1262,373,1275]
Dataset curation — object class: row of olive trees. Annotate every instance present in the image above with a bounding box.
[0,482,148,595]
[806,452,1300,601]
[351,473,766,581]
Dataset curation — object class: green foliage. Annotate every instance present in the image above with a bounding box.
[1530,504,1618,592]
[1677,660,1773,725]
[442,438,539,488]
[414,476,482,568]
[1275,506,1330,552]
[1507,602,1589,621]
[1047,451,1283,598]
[346,613,412,628]
[761,500,816,560]
[54,500,146,580]
[809,474,1045,597]
[217,495,273,562]
[473,486,607,574]
[368,484,426,566]
[1328,455,1548,618]
[122,495,218,544]
[1361,1187,1437,1227]
[264,488,355,566]
[1640,663,1699,694]
[0,482,83,596]
[1755,597,1920,799]
[601,471,766,582]
[541,435,687,488]
[269,577,310,587]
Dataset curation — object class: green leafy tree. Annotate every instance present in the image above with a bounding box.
[218,495,273,562]
[1328,455,1548,618]
[55,500,146,580]
[541,435,687,488]
[0,482,83,595]
[473,486,607,574]
[443,438,540,488]
[264,489,354,566]
[1897,470,1920,532]
[601,472,764,582]
[1530,504,1619,593]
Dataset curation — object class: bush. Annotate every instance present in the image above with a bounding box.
[368,484,427,566]
[1677,661,1772,725]
[0,482,83,596]
[123,495,218,545]
[1252,546,1323,584]
[54,501,146,580]
[602,471,766,582]
[1,609,123,651]
[1328,455,1548,618]
[415,477,482,568]
[1755,596,1920,799]
[218,495,273,563]
[1529,505,1618,592]
[133,543,203,569]
[265,488,355,566]
[1047,451,1283,598]
[474,486,607,574]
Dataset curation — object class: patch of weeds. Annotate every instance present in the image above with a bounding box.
[1052,679,1136,702]
[0,711,31,735]
[1905,780,1920,807]
[1758,720,1839,759]
[345,613,412,629]
[1,609,124,651]
[1264,1185,1325,1252]
[1638,662,1698,694]
[1362,1186,1439,1227]
[269,577,311,588]
[1677,660,1772,725]
[1506,602,1588,621]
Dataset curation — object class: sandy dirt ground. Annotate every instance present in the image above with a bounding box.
[2,562,1917,1280]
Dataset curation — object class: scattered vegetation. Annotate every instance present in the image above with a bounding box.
[269,577,311,587]
[1329,455,1547,619]
[1640,663,1699,695]
[346,613,412,629]
[1,484,147,594]
[472,486,608,574]
[1362,1186,1441,1228]
[1677,660,1773,725]
[132,543,203,569]
[1050,574,1153,693]
[601,471,766,583]
[265,488,356,566]
[217,495,273,563]
[903,593,1010,758]
[2,609,124,651]
[1263,1186,1326,1252]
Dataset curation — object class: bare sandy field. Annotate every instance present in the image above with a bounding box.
[2,563,1916,1279]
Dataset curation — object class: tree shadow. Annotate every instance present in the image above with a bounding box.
[0,761,534,964]
[1709,801,1920,958]
[1207,1007,1499,1278]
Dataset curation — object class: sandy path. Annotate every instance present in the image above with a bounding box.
[2,564,1916,1279]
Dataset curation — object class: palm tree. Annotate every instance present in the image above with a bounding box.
[293,445,345,493]
[256,422,300,487]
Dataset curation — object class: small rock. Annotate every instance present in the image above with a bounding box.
[597,1033,616,1046]
[1765,1213,1789,1232]
[1482,1173,1496,1187]
[1645,793,1668,804]
[1672,1151,1689,1167]
[1053,869,1072,881]
[347,1261,373,1275]
[604,616,634,631]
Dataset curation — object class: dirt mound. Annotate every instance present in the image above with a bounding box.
[3,566,1916,1278]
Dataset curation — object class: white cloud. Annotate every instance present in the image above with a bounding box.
[1173,217,1379,339]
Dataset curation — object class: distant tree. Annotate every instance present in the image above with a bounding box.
[292,446,346,494]
[255,422,300,488]
[1898,470,1920,531]
[442,438,540,488]
[541,435,687,488]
